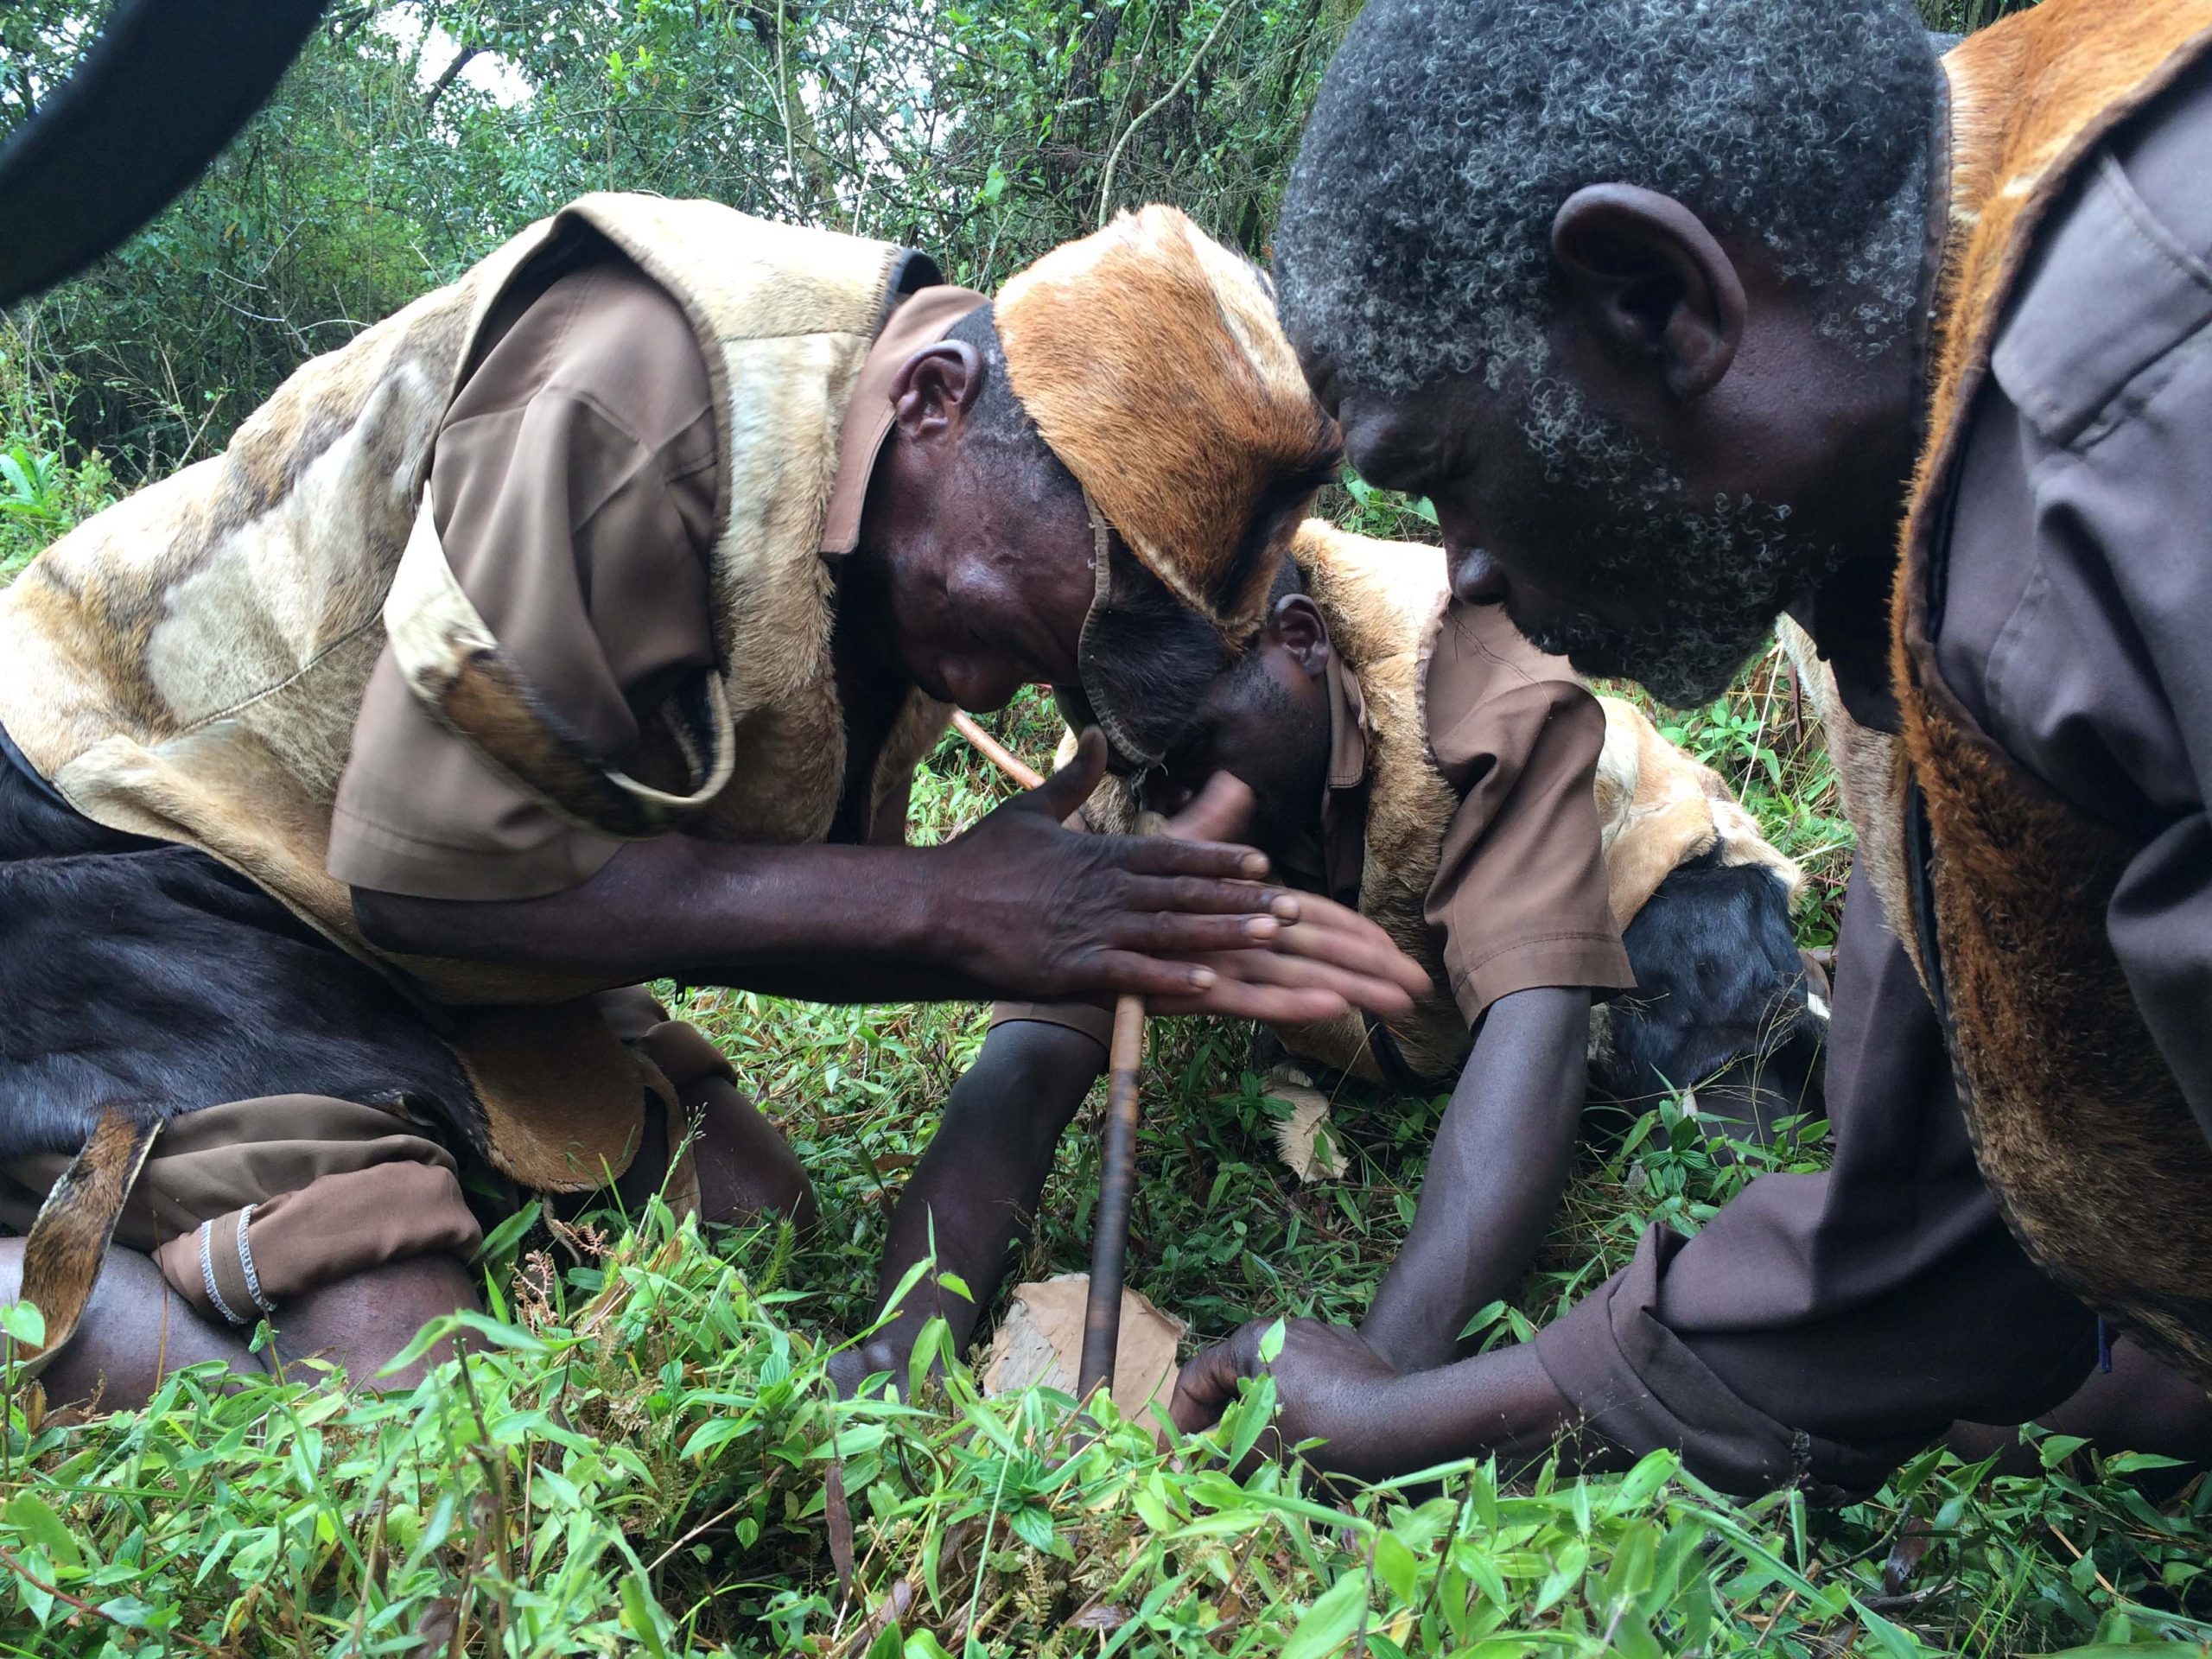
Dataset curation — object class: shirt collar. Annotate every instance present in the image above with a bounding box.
[1323,652,1368,794]
[1315,653,1370,906]
[818,283,988,556]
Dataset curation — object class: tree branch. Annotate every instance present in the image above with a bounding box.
[1096,0,1243,228]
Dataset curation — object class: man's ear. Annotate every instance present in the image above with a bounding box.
[891,340,984,444]
[1550,184,1745,402]
[1268,594,1331,678]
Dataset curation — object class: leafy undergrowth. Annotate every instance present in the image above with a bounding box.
[1,1198,2206,1656]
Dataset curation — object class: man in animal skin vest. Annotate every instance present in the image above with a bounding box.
[0,201,1428,1405]
[1168,0,2212,1496]
[838,520,1834,1396]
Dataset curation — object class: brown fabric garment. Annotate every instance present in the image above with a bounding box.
[0,1095,484,1325]
[1929,51,2212,1145]
[1535,866,2096,1501]
[329,251,981,901]
[0,982,739,1327]
[329,249,718,899]
[1895,40,2212,1382]
[1422,599,1633,1024]
[988,999,1115,1049]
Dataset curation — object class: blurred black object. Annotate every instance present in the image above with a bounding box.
[0,0,327,308]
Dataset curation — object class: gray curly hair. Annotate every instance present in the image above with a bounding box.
[1276,0,1941,395]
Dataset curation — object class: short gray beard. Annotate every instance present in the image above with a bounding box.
[1510,377,1846,708]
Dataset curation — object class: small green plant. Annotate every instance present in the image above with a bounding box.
[0,337,116,584]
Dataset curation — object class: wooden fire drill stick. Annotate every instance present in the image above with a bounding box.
[1077,994,1146,1402]
[949,709,1147,1406]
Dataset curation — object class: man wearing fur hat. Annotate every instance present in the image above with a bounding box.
[1172,0,2212,1493]
[842,519,1834,1394]
[0,200,1426,1404]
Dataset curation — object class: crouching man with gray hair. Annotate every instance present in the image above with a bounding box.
[0,201,1427,1407]
[1173,0,2212,1495]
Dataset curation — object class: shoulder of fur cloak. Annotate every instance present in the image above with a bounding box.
[1287,518,1451,674]
[1591,692,1808,931]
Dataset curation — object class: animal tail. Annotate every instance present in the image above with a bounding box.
[11,1107,161,1384]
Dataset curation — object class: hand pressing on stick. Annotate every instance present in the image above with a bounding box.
[942,725,1424,1026]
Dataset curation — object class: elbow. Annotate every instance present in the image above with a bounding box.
[350,885,464,958]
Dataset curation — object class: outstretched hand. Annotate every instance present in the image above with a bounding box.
[1147,766,1430,1026]
[938,731,1425,1022]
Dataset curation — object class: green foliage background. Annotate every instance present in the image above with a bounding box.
[8,2,2207,1655]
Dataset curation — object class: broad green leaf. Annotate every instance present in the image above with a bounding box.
[3,1492,82,1571]
[1281,1570,1367,1659]
[1373,1531,1419,1605]
[0,1300,47,1348]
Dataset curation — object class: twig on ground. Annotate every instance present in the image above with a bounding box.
[0,1543,224,1656]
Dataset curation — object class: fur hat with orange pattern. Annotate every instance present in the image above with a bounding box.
[996,206,1342,767]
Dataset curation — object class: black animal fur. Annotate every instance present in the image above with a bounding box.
[1592,846,1827,1143]
[0,737,481,1165]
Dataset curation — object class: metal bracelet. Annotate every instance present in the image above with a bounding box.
[197,1218,245,1326]
[233,1202,276,1318]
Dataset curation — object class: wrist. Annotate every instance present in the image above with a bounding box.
[874,843,956,969]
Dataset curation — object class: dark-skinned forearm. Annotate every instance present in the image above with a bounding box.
[353,834,952,984]
[866,1021,1104,1360]
[1369,1343,1615,1479]
[1360,986,1590,1374]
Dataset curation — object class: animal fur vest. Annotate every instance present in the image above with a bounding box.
[1876,2,2212,1382]
[1268,524,1469,1087]
[0,194,950,1188]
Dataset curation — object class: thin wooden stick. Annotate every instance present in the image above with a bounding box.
[947,708,1148,1405]
[951,710,1045,791]
[1078,994,1146,1402]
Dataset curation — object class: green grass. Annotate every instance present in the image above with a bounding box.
[3,473,2209,1656]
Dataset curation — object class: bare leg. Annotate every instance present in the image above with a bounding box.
[0,1238,258,1409]
[267,1254,480,1391]
[829,1020,1101,1394]
[1947,1337,2212,1474]
[686,1077,817,1230]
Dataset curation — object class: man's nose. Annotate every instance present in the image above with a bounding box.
[1447,544,1513,607]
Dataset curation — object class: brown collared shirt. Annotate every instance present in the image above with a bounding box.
[1421,596,1632,1025]
[328,247,982,899]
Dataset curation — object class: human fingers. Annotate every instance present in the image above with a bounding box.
[1150,946,1415,1023]
[1271,897,1433,1000]
[1169,1340,1248,1433]
[1072,949,1224,1002]
[1161,769,1255,846]
[1118,833,1272,881]
[1116,874,1303,920]
[1103,911,1293,956]
[1147,972,1356,1025]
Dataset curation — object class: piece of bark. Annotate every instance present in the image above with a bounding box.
[981,1274,1185,1421]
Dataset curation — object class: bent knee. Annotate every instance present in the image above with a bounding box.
[690,1081,817,1229]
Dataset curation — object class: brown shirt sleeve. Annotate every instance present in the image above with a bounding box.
[1422,601,1634,1025]
[329,251,719,900]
